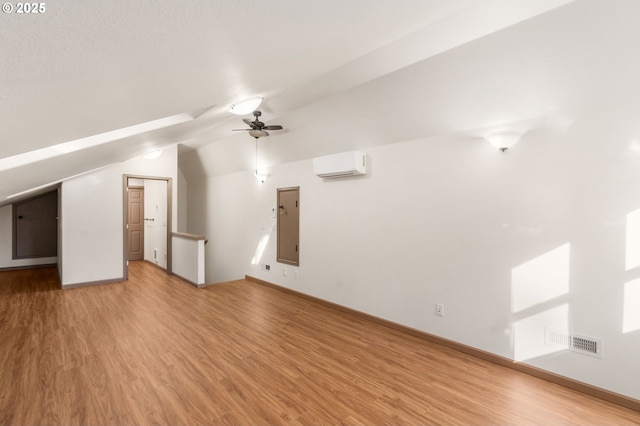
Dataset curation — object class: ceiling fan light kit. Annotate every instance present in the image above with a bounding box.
[249,129,269,138]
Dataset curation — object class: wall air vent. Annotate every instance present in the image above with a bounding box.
[545,329,602,359]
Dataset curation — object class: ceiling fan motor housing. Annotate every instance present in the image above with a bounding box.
[233,110,283,139]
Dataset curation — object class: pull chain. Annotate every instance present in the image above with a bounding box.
[255,138,258,176]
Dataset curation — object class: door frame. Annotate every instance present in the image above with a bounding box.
[122,174,173,280]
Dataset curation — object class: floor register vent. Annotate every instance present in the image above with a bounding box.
[545,329,602,359]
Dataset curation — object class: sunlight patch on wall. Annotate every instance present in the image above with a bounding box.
[623,279,640,333]
[511,243,570,313]
[513,304,569,362]
[251,234,271,265]
[624,209,640,333]
[625,209,640,270]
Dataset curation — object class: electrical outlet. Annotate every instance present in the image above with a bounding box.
[436,303,444,317]
[294,270,299,279]
[283,268,288,277]
[264,264,271,271]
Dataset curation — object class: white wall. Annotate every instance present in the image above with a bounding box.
[177,166,188,233]
[0,203,58,269]
[194,102,640,401]
[143,179,168,269]
[60,145,178,286]
[172,235,205,285]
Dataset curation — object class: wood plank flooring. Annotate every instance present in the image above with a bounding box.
[0,261,638,425]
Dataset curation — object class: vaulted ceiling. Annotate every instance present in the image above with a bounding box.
[4,0,638,201]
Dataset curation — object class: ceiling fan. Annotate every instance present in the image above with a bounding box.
[233,110,283,139]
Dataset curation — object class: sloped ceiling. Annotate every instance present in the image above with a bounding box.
[0,0,600,201]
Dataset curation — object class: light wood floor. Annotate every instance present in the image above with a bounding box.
[0,262,638,425]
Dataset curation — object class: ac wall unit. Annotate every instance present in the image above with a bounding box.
[313,151,366,179]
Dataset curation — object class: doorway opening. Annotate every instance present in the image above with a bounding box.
[122,175,172,280]
[13,189,58,259]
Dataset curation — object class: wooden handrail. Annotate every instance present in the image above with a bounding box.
[171,232,206,241]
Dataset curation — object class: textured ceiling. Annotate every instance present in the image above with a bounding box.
[0,0,578,200]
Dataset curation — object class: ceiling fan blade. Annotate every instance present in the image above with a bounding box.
[232,129,251,131]
[263,125,283,130]
[242,118,257,128]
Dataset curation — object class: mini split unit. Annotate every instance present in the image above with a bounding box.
[313,151,367,179]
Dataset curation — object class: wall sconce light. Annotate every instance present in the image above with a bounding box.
[255,172,268,184]
[229,96,263,115]
[485,131,524,152]
[142,149,162,160]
